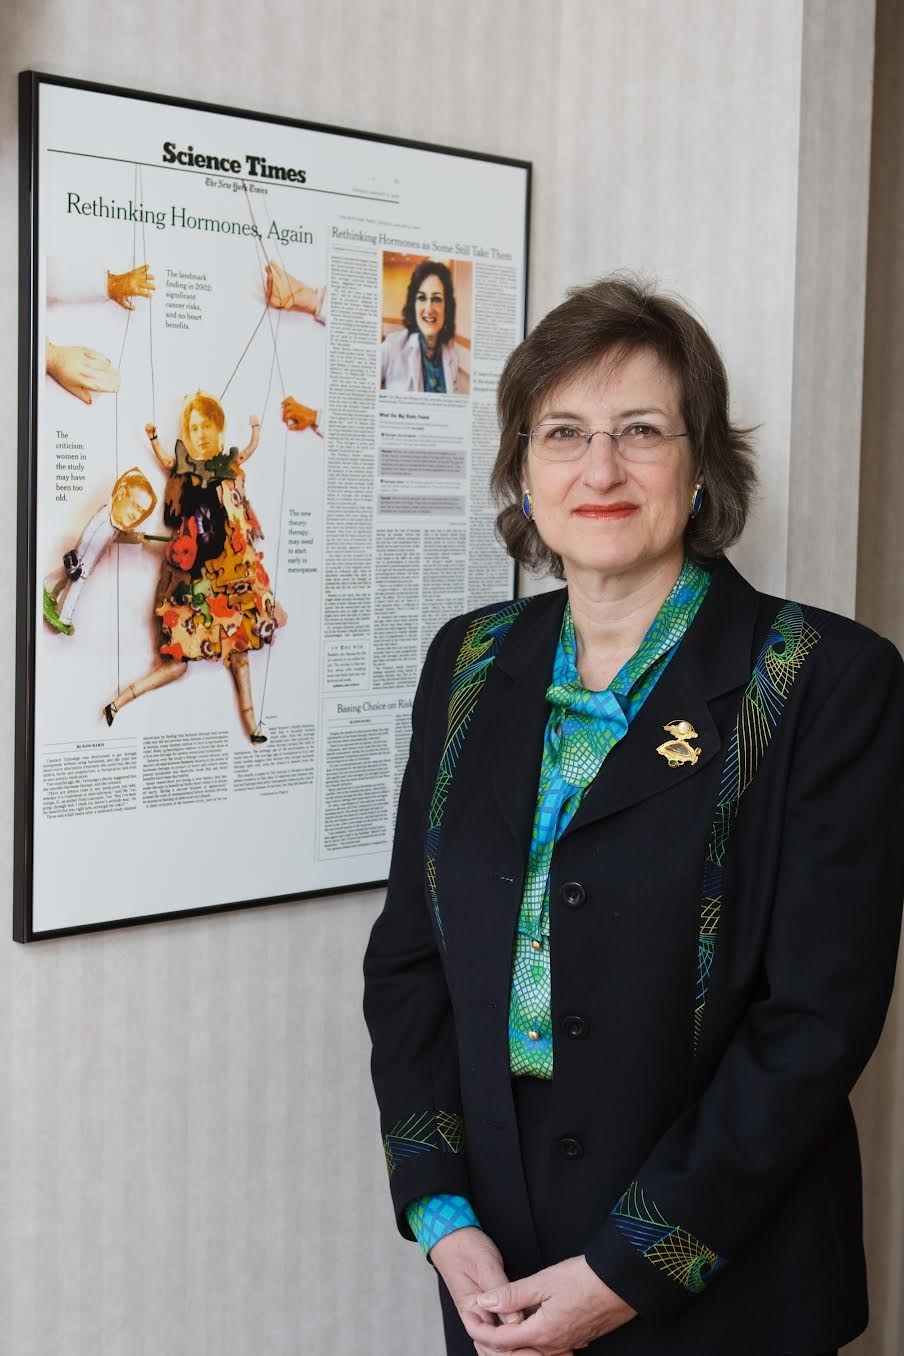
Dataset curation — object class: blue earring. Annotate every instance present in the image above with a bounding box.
[522,490,532,520]
[690,483,704,517]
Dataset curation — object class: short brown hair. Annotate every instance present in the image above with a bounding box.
[180,391,226,448]
[492,275,756,578]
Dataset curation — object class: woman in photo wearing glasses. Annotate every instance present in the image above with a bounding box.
[364,276,904,1356]
[380,259,464,394]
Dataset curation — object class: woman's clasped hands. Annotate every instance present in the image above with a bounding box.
[431,1229,636,1356]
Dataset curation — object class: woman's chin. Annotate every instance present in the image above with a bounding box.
[560,544,684,586]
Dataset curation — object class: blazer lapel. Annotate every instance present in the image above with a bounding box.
[562,647,721,833]
[458,560,762,850]
[564,558,762,835]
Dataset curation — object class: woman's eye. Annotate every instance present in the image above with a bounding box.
[547,424,582,440]
[624,423,657,439]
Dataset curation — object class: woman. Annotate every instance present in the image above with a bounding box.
[363,277,904,1356]
[381,259,463,394]
[103,391,280,743]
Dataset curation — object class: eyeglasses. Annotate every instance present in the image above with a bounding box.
[523,421,690,464]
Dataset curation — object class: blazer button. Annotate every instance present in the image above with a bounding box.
[560,881,586,908]
[558,1135,584,1160]
[561,1014,588,1039]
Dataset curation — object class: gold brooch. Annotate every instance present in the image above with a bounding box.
[656,720,701,767]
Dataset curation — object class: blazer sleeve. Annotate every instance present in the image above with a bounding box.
[363,618,473,1237]
[584,629,904,1320]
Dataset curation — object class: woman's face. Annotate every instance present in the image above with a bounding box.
[414,274,446,347]
[187,407,222,460]
[522,347,697,590]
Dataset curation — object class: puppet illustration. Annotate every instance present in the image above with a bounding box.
[43,467,159,635]
[264,262,325,435]
[102,392,282,743]
[45,261,156,403]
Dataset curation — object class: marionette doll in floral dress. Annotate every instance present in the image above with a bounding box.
[103,391,283,743]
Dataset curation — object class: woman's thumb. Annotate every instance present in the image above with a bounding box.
[477,1278,538,1313]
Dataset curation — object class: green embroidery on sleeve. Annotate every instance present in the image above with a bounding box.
[383,1109,465,1178]
[611,1181,727,1295]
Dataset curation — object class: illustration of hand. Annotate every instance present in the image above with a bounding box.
[46,341,121,404]
[106,263,156,310]
[281,397,320,433]
[265,262,325,322]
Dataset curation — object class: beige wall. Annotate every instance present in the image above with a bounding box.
[787,0,875,613]
[0,2,895,1353]
[851,1,904,1353]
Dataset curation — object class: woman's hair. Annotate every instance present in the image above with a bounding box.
[402,259,456,345]
[492,274,757,578]
[180,391,226,448]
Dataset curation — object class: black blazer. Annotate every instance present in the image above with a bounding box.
[364,560,904,1355]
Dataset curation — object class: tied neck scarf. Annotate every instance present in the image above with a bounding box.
[418,334,447,393]
[509,557,711,1077]
[544,555,712,817]
[544,663,629,789]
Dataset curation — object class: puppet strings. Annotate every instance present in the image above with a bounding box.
[218,304,271,402]
[140,163,158,429]
[110,164,159,694]
[111,165,295,735]
[235,181,297,723]
[110,163,140,692]
[219,201,287,401]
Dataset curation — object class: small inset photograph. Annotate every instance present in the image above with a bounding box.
[380,252,472,395]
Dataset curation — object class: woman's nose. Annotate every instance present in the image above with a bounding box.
[581,432,626,486]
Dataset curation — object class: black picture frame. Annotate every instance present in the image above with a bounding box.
[16,71,530,940]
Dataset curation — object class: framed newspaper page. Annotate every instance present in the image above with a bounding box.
[15,71,529,940]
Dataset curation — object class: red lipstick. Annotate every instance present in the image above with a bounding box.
[572,502,638,520]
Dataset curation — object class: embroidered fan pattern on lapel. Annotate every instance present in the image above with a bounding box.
[425,600,531,945]
[695,602,822,1050]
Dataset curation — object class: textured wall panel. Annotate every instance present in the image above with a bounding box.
[851,1,904,1353]
[0,1,887,1353]
[786,0,876,616]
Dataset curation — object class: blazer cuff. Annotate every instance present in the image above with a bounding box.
[389,1151,473,1239]
[382,1108,472,1237]
[585,1186,728,1322]
[406,1194,481,1255]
